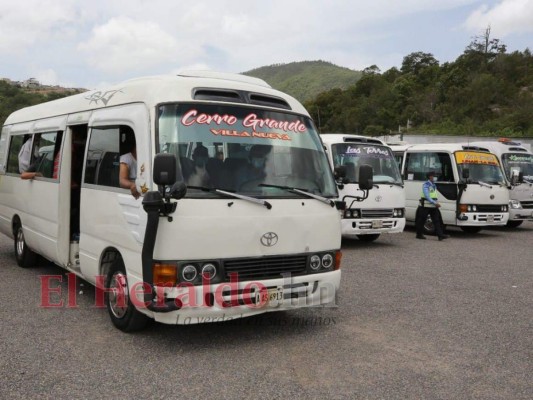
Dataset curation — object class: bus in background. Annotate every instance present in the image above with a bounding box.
[0,72,343,332]
[468,139,533,228]
[321,134,405,242]
[399,143,509,234]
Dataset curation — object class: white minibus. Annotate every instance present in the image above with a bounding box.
[396,143,510,233]
[321,134,405,241]
[468,139,533,227]
[0,72,342,331]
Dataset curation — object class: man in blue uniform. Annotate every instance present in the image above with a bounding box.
[415,171,449,241]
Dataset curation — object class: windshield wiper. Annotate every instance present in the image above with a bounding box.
[259,183,335,207]
[187,186,272,209]
[477,181,493,188]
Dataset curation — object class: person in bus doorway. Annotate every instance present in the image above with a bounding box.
[415,171,449,241]
[119,143,140,199]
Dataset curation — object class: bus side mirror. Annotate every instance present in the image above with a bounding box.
[153,153,177,186]
[462,168,470,180]
[358,164,373,190]
[334,165,346,180]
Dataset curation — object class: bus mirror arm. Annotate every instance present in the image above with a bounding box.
[141,190,181,313]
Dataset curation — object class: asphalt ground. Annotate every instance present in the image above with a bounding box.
[0,224,531,399]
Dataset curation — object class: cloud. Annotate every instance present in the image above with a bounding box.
[0,0,77,52]
[464,0,533,36]
[78,16,201,74]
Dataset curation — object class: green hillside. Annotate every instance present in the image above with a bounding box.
[243,60,362,102]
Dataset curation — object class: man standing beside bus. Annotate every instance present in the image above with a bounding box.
[415,171,449,241]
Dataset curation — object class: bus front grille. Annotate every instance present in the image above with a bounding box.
[476,205,504,212]
[360,209,394,218]
[521,201,533,209]
[223,255,308,281]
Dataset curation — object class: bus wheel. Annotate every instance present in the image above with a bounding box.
[14,224,38,268]
[506,220,523,228]
[105,260,149,332]
[356,234,380,242]
[460,226,483,234]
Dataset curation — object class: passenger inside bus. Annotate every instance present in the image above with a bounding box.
[236,144,272,190]
[119,128,140,199]
[187,144,210,187]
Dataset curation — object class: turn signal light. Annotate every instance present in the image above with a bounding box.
[153,263,177,286]
[335,251,342,270]
[459,204,468,213]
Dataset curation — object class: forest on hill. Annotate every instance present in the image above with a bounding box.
[2,30,531,138]
[243,60,362,102]
[304,30,533,137]
[0,82,83,126]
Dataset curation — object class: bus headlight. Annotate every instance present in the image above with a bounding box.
[344,210,352,218]
[502,205,509,212]
[201,263,217,280]
[181,264,198,282]
[472,205,477,212]
[352,209,360,218]
[393,208,404,217]
[310,255,321,270]
[509,200,521,209]
[321,254,333,269]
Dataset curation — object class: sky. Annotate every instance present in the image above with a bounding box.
[1,0,532,89]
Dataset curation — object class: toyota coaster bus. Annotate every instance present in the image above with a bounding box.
[468,139,533,227]
[396,143,510,233]
[0,72,343,331]
[321,134,405,242]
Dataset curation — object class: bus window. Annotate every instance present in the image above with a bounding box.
[7,135,25,174]
[32,132,62,179]
[85,125,136,189]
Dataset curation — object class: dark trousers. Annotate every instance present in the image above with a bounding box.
[415,206,444,237]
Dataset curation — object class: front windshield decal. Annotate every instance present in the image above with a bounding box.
[344,145,391,158]
[181,109,308,142]
[455,151,499,166]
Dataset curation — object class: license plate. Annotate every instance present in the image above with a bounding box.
[256,287,283,307]
[487,215,495,222]
[372,220,383,229]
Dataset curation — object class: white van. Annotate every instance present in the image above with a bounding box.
[468,139,533,227]
[321,134,405,242]
[0,72,342,331]
[397,143,510,233]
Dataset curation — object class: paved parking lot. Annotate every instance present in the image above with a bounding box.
[0,224,531,399]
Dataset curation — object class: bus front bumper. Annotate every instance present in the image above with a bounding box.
[140,270,341,325]
[341,218,406,238]
[456,212,509,226]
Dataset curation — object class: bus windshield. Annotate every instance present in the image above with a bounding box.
[157,103,337,198]
[331,143,402,184]
[501,153,533,182]
[455,151,506,185]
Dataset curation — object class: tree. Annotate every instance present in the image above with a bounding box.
[401,52,439,75]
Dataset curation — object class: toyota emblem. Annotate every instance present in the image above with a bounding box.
[260,232,278,247]
[375,195,382,202]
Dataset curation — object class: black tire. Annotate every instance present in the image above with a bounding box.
[14,224,38,268]
[356,234,380,242]
[460,226,483,234]
[105,259,149,332]
[506,220,523,228]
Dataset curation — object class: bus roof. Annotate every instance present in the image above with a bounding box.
[320,133,385,145]
[4,72,308,126]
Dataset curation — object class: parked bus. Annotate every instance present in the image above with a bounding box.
[468,139,533,227]
[395,143,510,233]
[320,134,405,242]
[0,72,344,331]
